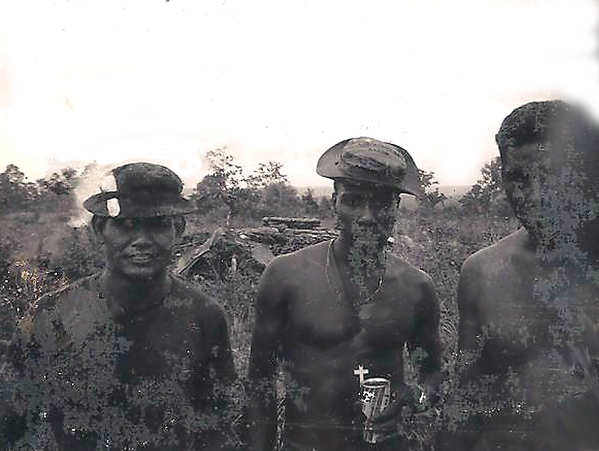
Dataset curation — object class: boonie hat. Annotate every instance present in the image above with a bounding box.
[83,162,196,218]
[316,137,421,195]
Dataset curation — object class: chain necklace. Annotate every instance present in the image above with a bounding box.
[326,239,386,308]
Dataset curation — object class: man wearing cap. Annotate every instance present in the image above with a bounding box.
[443,101,599,450]
[246,138,443,451]
[0,163,238,450]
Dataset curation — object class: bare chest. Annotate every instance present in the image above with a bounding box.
[479,274,599,348]
[286,281,415,350]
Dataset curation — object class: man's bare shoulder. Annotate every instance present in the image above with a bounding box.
[461,228,531,277]
[386,252,433,288]
[385,253,436,308]
[263,240,330,279]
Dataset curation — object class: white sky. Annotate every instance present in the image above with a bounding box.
[1,0,599,190]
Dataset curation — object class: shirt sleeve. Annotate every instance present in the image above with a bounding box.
[0,312,53,448]
[211,306,237,384]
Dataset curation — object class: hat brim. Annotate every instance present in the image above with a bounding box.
[316,140,422,196]
[83,192,196,218]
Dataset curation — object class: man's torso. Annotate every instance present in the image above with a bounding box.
[4,273,235,451]
[455,228,599,449]
[269,240,432,450]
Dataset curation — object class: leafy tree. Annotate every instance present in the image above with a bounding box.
[193,148,248,225]
[35,167,82,216]
[318,196,333,218]
[0,164,37,213]
[418,169,447,211]
[246,162,289,190]
[459,157,512,216]
[38,167,79,196]
[301,188,320,216]
[192,148,299,224]
[254,182,300,218]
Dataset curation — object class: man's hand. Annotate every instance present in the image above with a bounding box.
[368,383,424,442]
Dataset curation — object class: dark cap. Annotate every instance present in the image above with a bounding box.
[316,137,421,195]
[83,162,196,218]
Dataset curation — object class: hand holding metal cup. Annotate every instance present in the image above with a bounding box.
[360,377,391,444]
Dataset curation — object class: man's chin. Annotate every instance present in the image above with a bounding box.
[118,267,165,282]
[350,229,389,246]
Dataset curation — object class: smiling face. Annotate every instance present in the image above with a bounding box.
[95,216,180,281]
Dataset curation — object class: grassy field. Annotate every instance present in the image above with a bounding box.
[0,209,519,449]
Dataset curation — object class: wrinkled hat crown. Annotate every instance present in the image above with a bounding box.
[316,137,421,195]
[84,162,196,218]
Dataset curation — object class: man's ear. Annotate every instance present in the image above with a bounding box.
[331,192,337,214]
[91,216,107,244]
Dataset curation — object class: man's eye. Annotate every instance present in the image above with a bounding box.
[510,179,527,188]
[506,173,528,185]
[344,196,364,207]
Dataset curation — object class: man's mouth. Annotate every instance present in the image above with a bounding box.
[127,253,157,264]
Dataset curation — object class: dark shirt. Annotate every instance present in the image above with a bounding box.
[0,273,237,451]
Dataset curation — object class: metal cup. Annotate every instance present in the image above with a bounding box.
[360,377,391,444]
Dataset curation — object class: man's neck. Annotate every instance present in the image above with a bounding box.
[332,236,386,295]
[101,269,171,318]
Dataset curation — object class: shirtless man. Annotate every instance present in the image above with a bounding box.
[448,100,599,450]
[0,162,237,450]
[246,137,443,451]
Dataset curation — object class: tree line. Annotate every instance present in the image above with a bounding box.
[0,151,510,221]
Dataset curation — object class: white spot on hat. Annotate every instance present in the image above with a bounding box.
[107,198,120,217]
[99,173,118,192]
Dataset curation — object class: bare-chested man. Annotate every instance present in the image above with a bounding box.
[246,137,443,451]
[447,100,599,451]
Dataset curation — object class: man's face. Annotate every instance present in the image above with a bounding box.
[334,181,399,249]
[503,142,597,248]
[97,216,178,281]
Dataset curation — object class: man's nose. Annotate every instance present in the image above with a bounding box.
[130,225,154,247]
[358,203,376,223]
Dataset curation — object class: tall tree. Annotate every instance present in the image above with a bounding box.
[246,161,289,190]
[418,169,447,210]
[459,157,512,216]
[301,188,320,216]
[193,147,247,225]
[0,164,37,213]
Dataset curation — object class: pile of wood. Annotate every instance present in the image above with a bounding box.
[262,217,322,230]
[176,218,337,281]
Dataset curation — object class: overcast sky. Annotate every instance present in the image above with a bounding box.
[1,0,599,191]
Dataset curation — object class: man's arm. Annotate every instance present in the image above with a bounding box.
[210,306,237,384]
[371,275,442,440]
[201,304,239,451]
[245,261,287,451]
[437,257,484,451]
[0,314,45,448]
[407,276,443,403]
[456,258,484,380]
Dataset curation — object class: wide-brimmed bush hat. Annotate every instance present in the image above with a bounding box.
[83,162,196,218]
[316,137,421,195]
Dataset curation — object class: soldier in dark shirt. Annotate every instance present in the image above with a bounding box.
[245,138,443,451]
[0,162,237,451]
